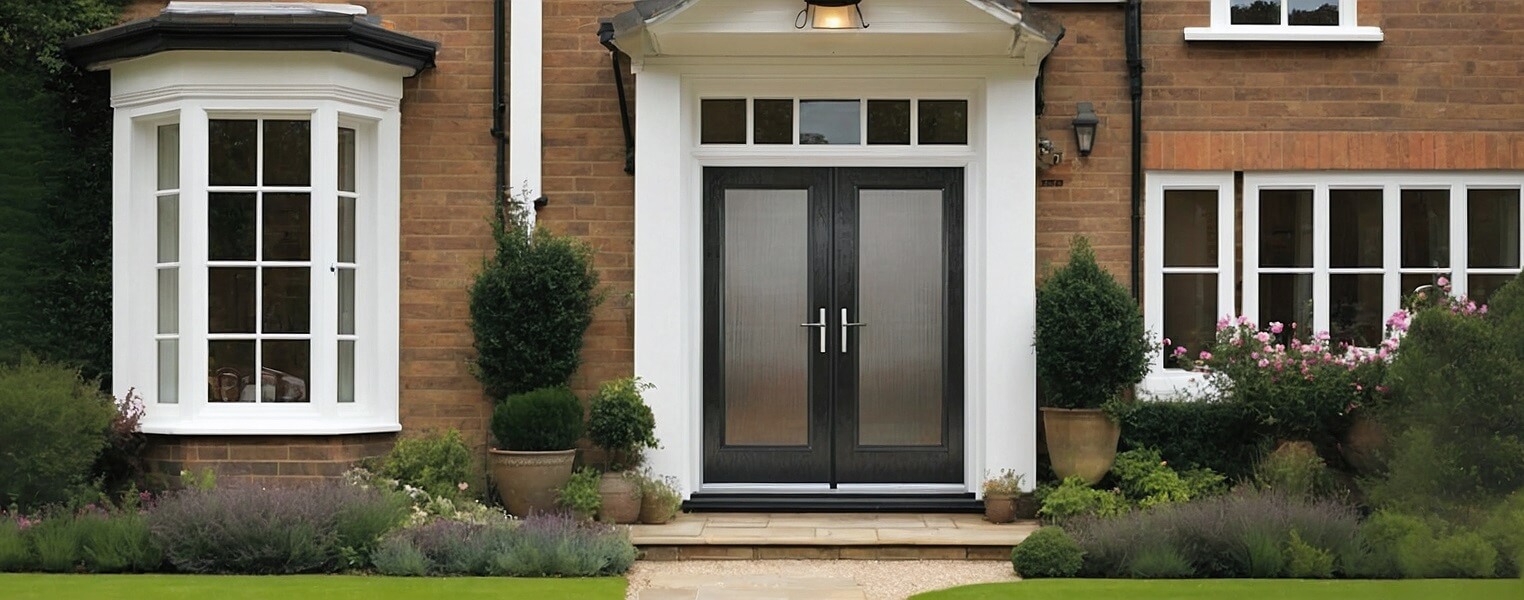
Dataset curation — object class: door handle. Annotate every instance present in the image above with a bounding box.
[801,308,827,354]
[841,308,866,353]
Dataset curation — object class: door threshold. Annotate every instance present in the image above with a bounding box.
[684,492,981,513]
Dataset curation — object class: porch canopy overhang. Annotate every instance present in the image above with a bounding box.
[605,0,1063,66]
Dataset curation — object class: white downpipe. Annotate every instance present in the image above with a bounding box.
[509,0,543,221]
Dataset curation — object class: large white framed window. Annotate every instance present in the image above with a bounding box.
[1142,172,1236,398]
[1245,173,1524,347]
[1185,0,1383,42]
[112,52,405,435]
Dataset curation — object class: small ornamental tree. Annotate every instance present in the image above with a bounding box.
[470,192,603,399]
[1035,237,1152,409]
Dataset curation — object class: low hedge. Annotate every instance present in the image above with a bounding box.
[1119,400,1268,481]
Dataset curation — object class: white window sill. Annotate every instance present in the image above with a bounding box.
[1183,26,1384,43]
[1136,369,1217,401]
[141,420,402,436]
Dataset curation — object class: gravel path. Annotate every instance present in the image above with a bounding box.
[625,560,1019,600]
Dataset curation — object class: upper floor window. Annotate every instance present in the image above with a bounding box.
[1186,0,1383,42]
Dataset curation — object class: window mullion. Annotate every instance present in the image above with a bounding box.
[1382,183,1400,322]
[312,106,341,412]
[1243,182,1261,324]
[1452,183,1469,298]
[1313,184,1331,333]
[1218,182,1237,323]
[182,109,211,417]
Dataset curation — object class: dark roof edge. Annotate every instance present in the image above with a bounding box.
[63,13,439,75]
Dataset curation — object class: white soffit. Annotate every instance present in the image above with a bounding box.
[164,2,367,16]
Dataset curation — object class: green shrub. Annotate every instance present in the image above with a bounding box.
[75,511,161,573]
[1011,526,1085,578]
[1118,400,1266,480]
[1483,494,1524,577]
[1431,532,1498,579]
[1126,542,1195,578]
[557,468,601,520]
[26,513,81,572]
[1239,529,1287,578]
[0,360,116,511]
[470,197,603,399]
[1037,477,1127,521]
[0,519,29,571]
[491,387,584,452]
[371,535,430,577]
[1360,511,1435,579]
[1111,448,1224,508]
[334,489,412,569]
[1285,530,1335,578]
[379,429,476,500]
[586,378,659,471]
[1254,443,1337,500]
[1035,237,1152,409]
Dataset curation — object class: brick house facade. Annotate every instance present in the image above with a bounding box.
[71,0,1523,498]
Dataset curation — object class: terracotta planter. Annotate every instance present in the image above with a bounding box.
[1013,493,1039,520]
[1340,414,1387,475]
[984,493,1016,524]
[597,472,643,524]
[488,449,576,518]
[639,494,677,525]
[1041,407,1121,485]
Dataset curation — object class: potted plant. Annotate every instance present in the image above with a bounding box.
[489,386,585,517]
[1035,237,1153,485]
[637,472,682,525]
[982,469,1024,524]
[586,377,660,524]
[557,467,602,521]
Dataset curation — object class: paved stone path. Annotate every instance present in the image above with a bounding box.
[627,559,1020,600]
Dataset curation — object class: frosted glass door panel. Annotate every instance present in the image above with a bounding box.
[856,190,944,447]
[724,189,811,446]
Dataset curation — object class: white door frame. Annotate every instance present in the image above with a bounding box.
[633,60,1040,498]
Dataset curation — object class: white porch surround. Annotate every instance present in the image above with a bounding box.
[509,0,543,219]
[616,0,1056,498]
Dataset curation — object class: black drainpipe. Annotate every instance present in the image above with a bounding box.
[598,22,636,175]
[491,0,507,217]
[1034,26,1067,117]
[1126,0,1144,300]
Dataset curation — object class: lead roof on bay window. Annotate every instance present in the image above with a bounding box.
[604,0,1065,46]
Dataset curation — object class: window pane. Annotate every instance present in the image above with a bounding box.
[339,196,356,263]
[700,99,746,144]
[157,124,179,191]
[1163,189,1219,268]
[208,192,256,261]
[262,340,310,403]
[1163,273,1218,369]
[1468,189,1520,269]
[1288,0,1338,25]
[800,100,860,145]
[338,268,355,335]
[918,100,968,145]
[208,120,257,186]
[1329,189,1383,268]
[1261,273,1313,339]
[158,194,179,263]
[866,100,911,145]
[262,120,311,187]
[157,339,177,405]
[208,340,255,403]
[263,267,311,334]
[1402,189,1450,268]
[1331,274,1383,347]
[208,267,256,333]
[1231,0,1281,25]
[1469,274,1520,306]
[158,268,178,335]
[753,99,793,145]
[338,340,355,403]
[263,193,311,261]
[1402,273,1450,300]
[339,127,357,193]
[1260,189,1314,268]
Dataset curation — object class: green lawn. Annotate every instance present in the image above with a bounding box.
[912,579,1524,600]
[0,574,627,600]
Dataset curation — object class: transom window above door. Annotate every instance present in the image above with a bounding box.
[700,98,968,146]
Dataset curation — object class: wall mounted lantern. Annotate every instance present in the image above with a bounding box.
[1071,102,1099,157]
[796,0,868,30]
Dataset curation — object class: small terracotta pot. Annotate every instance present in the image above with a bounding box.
[639,494,676,524]
[984,493,1016,524]
[1041,407,1121,485]
[1013,493,1039,520]
[597,472,643,524]
[488,449,576,518]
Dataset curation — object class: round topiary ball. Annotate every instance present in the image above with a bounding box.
[1011,526,1085,578]
[492,386,585,452]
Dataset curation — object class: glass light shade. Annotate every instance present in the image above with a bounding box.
[1072,101,1100,157]
[811,5,862,29]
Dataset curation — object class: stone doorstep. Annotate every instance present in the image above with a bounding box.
[638,545,1015,561]
[627,514,1039,548]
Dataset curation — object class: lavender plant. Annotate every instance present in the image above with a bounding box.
[493,513,636,577]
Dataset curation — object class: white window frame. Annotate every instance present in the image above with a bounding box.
[1185,0,1383,42]
[1244,172,1524,338]
[1141,172,1235,399]
[111,51,404,435]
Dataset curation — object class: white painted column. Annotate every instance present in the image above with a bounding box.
[631,68,695,497]
[509,0,542,218]
[980,74,1039,493]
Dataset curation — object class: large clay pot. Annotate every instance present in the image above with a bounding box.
[488,449,576,517]
[984,493,1016,524]
[1041,407,1121,485]
[597,472,643,524]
